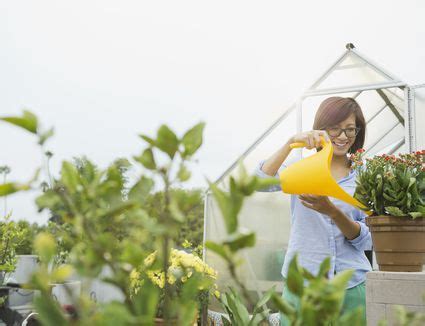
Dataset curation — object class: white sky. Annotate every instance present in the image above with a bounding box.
[1,0,425,223]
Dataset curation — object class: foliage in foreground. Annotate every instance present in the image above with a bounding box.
[1,110,210,324]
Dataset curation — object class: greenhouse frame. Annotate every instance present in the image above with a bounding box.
[203,43,425,303]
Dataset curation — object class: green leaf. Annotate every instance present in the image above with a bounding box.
[61,161,80,192]
[252,285,275,314]
[224,288,250,325]
[0,110,38,134]
[270,292,296,317]
[287,255,304,297]
[417,205,425,214]
[134,148,156,170]
[132,278,160,321]
[385,206,405,216]
[302,268,315,281]
[300,301,317,325]
[209,182,238,233]
[34,232,57,263]
[255,177,280,191]
[408,212,423,219]
[169,195,185,222]
[138,134,156,146]
[99,201,139,219]
[318,256,331,278]
[156,124,179,158]
[181,122,205,157]
[128,176,154,203]
[38,127,54,145]
[0,182,30,196]
[223,231,256,252]
[329,269,354,290]
[177,164,191,182]
[205,241,230,261]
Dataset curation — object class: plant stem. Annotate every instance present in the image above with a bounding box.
[162,170,172,323]
[3,174,6,217]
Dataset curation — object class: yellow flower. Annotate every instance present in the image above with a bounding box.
[182,239,192,248]
[130,248,218,295]
[144,251,157,267]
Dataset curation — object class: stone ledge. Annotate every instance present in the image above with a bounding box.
[367,271,425,281]
[367,279,425,305]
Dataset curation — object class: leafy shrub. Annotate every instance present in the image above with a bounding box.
[352,150,425,217]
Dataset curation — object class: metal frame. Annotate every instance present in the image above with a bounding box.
[303,81,406,98]
[404,86,417,152]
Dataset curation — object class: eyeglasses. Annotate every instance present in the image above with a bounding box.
[325,127,360,138]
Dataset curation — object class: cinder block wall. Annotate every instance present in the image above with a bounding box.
[366,271,425,325]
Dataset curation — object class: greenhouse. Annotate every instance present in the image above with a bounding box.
[204,44,425,323]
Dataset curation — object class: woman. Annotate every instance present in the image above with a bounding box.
[255,97,372,325]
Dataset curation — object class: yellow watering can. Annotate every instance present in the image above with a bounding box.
[280,137,370,214]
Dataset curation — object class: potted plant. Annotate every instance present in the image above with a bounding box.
[13,221,41,285]
[0,214,28,312]
[352,149,425,272]
[130,248,219,325]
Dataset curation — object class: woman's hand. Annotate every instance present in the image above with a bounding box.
[299,194,338,216]
[290,130,330,150]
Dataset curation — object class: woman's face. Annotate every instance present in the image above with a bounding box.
[327,113,357,157]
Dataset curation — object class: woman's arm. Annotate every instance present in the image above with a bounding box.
[298,195,360,240]
[260,139,293,176]
[299,195,372,250]
[328,207,361,240]
[261,130,329,176]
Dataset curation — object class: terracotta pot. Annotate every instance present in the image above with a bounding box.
[366,215,425,272]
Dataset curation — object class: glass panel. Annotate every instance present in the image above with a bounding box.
[314,52,395,90]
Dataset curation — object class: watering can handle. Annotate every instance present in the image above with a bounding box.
[290,142,307,149]
[289,137,329,149]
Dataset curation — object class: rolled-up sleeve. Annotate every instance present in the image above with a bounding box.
[348,210,372,251]
[254,160,284,192]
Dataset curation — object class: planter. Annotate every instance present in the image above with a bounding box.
[366,215,425,272]
[11,255,38,284]
[86,266,125,304]
[51,281,81,305]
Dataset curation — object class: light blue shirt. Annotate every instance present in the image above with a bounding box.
[255,160,372,289]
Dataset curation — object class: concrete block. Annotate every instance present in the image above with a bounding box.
[370,280,425,305]
[366,303,386,326]
[366,271,425,325]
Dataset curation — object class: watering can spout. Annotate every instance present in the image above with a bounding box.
[280,137,371,215]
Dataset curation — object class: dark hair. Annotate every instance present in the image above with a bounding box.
[313,97,366,154]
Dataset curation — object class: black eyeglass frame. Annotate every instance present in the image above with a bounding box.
[323,127,361,138]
